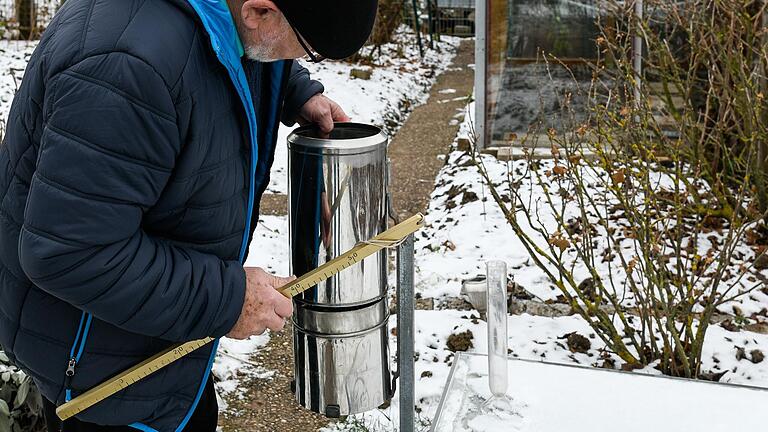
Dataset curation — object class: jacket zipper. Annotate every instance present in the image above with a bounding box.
[66,357,77,376]
[64,311,93,400]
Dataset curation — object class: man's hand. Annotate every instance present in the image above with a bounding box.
[227,267,294,339]
[298,94,350,134]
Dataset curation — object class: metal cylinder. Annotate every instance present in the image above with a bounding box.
[288,123,388,307]
[288,123,391,417]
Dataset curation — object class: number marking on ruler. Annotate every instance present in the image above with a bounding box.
[56,213,424,421]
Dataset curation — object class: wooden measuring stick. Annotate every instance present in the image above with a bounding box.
[279,213,424,297]
[56,213,424,421]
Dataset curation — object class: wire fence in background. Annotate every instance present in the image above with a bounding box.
[402,0,476,43]
[434,0,475,36]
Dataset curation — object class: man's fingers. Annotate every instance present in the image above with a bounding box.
[270,276,294,320]
[264,312,286,332]
[233,267,295,338]
[331,103,350,123]
[298,94,349,132]
[252,323,267,337]
[273,294,293,318]
[317,113,334,134]
[270,274,296,289]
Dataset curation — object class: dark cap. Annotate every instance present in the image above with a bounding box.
[274,0,379,60]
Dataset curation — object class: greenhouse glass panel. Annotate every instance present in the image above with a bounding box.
[479,0,607,147]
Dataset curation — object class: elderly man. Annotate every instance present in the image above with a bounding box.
[0,0,378,430]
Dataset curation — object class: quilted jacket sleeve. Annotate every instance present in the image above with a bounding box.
[18,52,245,342]
[281,60,324,126]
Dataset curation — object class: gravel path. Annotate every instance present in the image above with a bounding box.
[389,40,475,221]
[219,39,475,431]
[218,323,331,431]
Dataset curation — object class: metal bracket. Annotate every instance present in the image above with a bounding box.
[396,234,416,432]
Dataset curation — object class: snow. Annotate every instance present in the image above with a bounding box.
[213,334,273,397]
[0,40,36,122]
[414,151,533,301]
[701,325,768,385]
[327,314,601,431]
[244,215,291,274]
[326,310,768,431]
[414,142,768,319]
[433,352,768,431]
[326,97,768,430]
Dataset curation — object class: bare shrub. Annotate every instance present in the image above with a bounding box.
[472,0,768,378]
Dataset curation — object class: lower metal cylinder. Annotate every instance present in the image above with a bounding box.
[292,300,392,417]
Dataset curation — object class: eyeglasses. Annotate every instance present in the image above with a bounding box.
[289,24,324,63]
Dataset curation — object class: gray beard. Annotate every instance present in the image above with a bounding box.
[242,15,291,63]
[244,44,280,63]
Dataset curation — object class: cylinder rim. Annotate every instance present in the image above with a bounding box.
[288,122,388,154]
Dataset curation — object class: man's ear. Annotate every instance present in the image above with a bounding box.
[240,0,279,31]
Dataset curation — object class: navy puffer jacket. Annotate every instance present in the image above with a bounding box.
[0,0,323,430]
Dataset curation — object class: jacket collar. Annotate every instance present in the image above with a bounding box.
[173,0,245,60]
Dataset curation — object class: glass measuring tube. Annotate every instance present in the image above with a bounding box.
[486,260,508,399]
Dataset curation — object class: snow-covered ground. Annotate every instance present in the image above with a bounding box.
[320,99,768,431]
[432,352,768,432]
[331,312,768,431]
[415,144,768,318]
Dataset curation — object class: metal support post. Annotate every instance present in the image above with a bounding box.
[397,234,415,432]
[474,0,487,151]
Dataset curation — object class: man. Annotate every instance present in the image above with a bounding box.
[0,0,378,430]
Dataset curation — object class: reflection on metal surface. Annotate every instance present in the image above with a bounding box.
[293,321,392,417]
[288,123,391,417]
[289,123,388,307]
